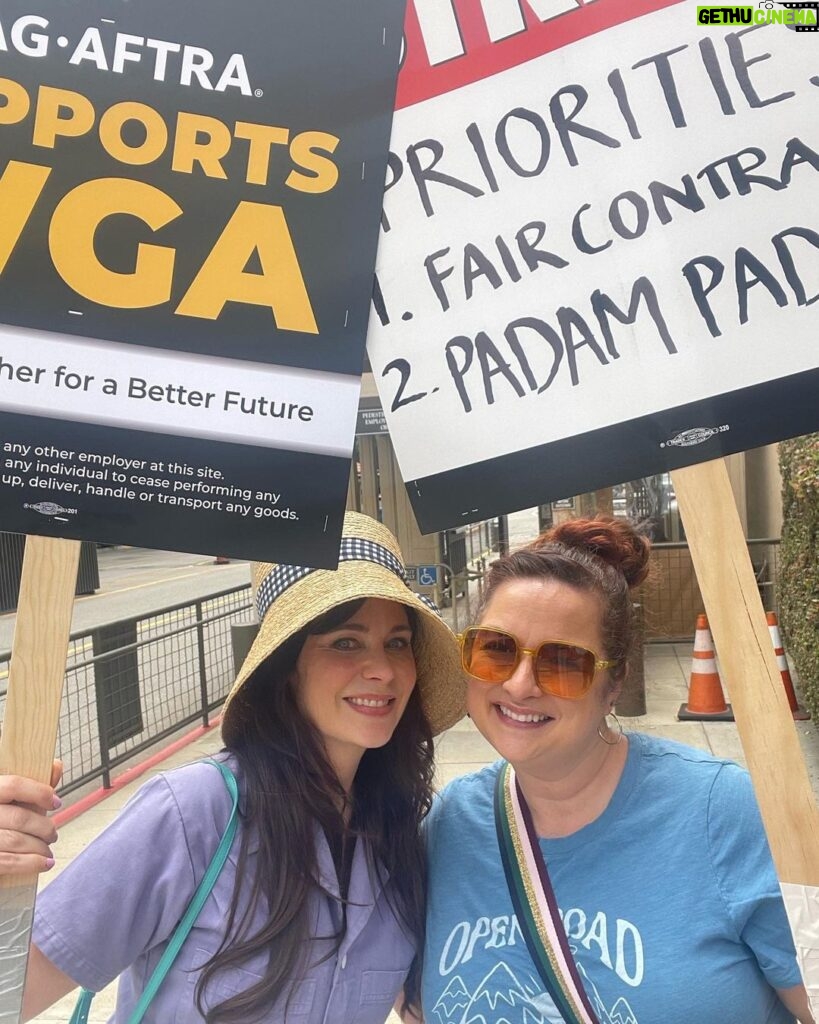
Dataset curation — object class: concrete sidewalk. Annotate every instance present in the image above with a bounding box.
[31,641,819,1022]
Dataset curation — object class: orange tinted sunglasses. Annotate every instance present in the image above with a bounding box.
[458,626,616,699]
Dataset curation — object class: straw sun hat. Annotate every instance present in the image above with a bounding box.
[222,511,466,737]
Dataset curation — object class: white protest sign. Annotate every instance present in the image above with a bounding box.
[367,0,819,531]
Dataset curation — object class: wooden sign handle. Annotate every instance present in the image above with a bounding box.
[0,536,81,887]
[672,459,819,884]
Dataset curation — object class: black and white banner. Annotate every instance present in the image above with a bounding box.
[367,0,819,532]
[0,0,406,566]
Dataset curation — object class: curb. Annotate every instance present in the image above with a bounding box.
[53,716,223,828]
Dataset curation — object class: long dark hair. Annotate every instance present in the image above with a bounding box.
[198,599,434,1021]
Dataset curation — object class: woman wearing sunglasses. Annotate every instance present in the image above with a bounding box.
[420,515,812,1024]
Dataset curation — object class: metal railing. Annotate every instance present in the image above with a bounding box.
[0,584,254,794]
[643,538,780,642]
[439,537,781,642]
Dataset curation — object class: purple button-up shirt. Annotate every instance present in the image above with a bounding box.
[33,757,415,1022]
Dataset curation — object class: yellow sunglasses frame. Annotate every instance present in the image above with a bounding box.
[456,626,616,697]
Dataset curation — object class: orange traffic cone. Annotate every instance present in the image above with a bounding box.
[767,612,810,720]
[678,614,734,721]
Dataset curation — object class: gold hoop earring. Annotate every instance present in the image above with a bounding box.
[598,712,623,746]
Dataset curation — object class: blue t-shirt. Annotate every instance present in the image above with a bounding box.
[423,733,800,1024]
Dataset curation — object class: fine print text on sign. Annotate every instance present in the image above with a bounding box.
[356,396,389,436]
[0,0,405,567]
[367,0,819,533]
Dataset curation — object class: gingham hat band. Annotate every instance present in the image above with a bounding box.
[256,538,440,621]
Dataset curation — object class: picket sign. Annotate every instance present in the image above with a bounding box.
[0,537,81,1021]
[673,459,819,1016]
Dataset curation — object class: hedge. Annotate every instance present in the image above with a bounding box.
[778,434,819,719]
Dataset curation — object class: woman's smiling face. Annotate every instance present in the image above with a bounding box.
[293,598,417,784]
[466,578,617,775]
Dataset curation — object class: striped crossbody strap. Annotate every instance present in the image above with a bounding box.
[494,762,600,1024]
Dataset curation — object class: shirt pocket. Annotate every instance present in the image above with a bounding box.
[356,968,408,1023]
[184,947,316,1018]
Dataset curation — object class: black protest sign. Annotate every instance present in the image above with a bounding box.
[0,0,406,567]
[367,0,819,533]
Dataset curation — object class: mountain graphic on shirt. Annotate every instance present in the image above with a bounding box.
[609,998,639,1024]
[574,959,614,1024]
[431,976,471,1022]
[573,957,640,1024]
[459,961,560,1024]
[431,952,639,1024]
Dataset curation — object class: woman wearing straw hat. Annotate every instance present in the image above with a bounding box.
[0,512,465,1023]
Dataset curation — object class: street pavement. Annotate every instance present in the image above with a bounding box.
[0,546,252,652]
[17,515,819,1022]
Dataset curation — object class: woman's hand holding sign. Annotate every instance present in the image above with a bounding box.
[0,759,61,877]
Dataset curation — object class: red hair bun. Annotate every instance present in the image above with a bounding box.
[536,515,651,589]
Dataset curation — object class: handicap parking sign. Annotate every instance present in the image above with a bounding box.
[418,565,438,586]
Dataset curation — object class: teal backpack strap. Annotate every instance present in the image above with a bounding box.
[68,987,94,1024]
[127,759,239,1023]
[67,759,239,1024]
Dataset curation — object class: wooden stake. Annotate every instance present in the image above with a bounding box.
[672,459,819,883]
[0,536,80,1022]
